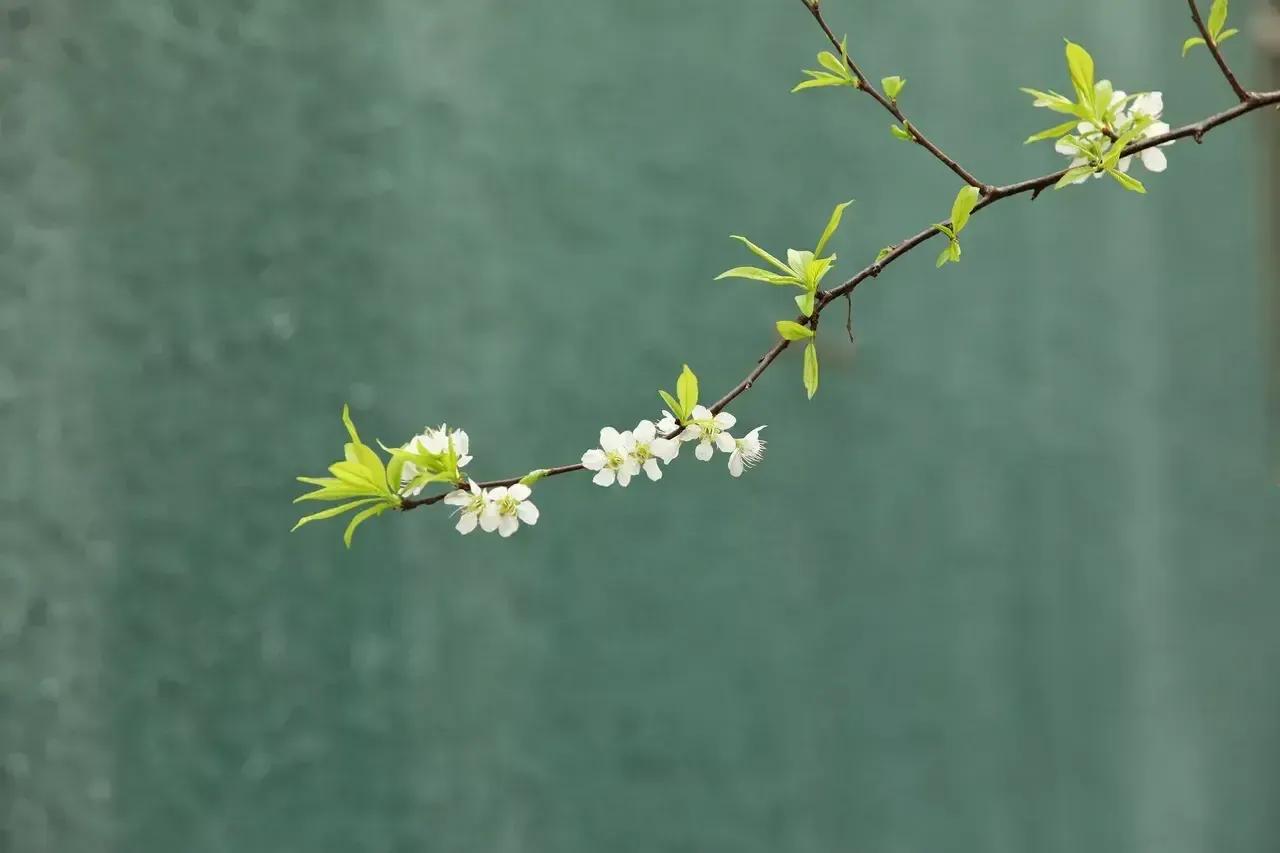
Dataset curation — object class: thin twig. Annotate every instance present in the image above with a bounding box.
[400,75,1280,511]
[802,0,991,193]
[1188,0,1251,102]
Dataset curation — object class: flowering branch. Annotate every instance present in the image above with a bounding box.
[1186,0,1251,102]
[294,0,1280,545]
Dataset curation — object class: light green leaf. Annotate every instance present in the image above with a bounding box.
[881,75,905,100]
[341,404,361,445]
[934,223,955,240]
[1216,28,1238,45]
[716,266,800,285]
[1025,119,1081,143]
[1208,0,1229,38]
[1055,165,1095,188]
[1180,36,1204,56]
[950,186,980,234]
[792,74,848,93]
[1064,41,1096,110]
[1106,168,1146,194]
[1021,88,1078,115]
[658,389,682,419]
[729,235,792,275]
[803,342,819,400]
[804,254,837,289]
[890,123,913,141]
[936,246,951,268]
[343,501,392,548]
[776,320,815,341]
[520,469,549,486]
[677,364,699,416]
[795,290,816,317]
[875,245,895,263]
[814,200,853,256]
[293,497,382,533]
[817,51,846,75]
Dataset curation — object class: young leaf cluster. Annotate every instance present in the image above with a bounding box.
[658,364,700,425]
[792,37,860,93]
[293,405,403,547]
[1184,0,1238,56]
[933,187,979,267]
[717,200,851,317]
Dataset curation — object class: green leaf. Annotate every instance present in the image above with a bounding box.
[1216,28,1238,45]
[776,320,815,341]
[814,200,853,256]
[520,469,549,486]
[1106,168,1146,194]
[341,404,362,445]
[803,342,819,399]
[716,266,800,285]
[875,245,895,263]
[293,497,382,533]
[934,223,955,240]
[803,254,837,290]
[817,51,846,75]
[1055,165,1095,189]
[795,290,816,317]
[1064,41,1096,111]
[343,501,392,548]
[1021,88,1078,115]
[728,235,792,276]
[676,364,699,416]
[936,246,951,268]
[792,74,848,93]
[658,389,682,419]
[950,186,980,234]
[881,75,905,100]
[1208,0,1228,38]
[1025,119,1081,144]
[889,123,913,141]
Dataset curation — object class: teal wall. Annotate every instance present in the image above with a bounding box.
[3,1,1279,851]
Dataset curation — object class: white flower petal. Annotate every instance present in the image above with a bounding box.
[516,501,539,525]
[695,441,714,462]
[616,467,632,487]
[593,469,616,487]
[713,411,737,430]
[650,438,679,463]
[644,458,662,481]
[715,432,736,453]
[498,515,518,537]
[1140,146,1167,173]
[678,426,701,442]
[633,420,656,443]
[456,512,478,534]
[599,427,621,452]
[508,483,531,501]
[690,405,712,421]
[582,449,606,470]
[443,490,471,507]
[479,508,500,532]
[728,452,744,478]
[487,486,508,501]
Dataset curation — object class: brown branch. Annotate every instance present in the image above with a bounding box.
[400,78,1280,511]
[802,0,991,193]
[1188,0,1251,102]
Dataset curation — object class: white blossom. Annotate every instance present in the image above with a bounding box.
[400,424,472,496]
[629,420,680,481]
[443,481,490,534]
[727,426,767,477]
[1117,92,1172,174]
[656,410,681,434]
[581,427,640,487]
[480,483,539,537]
[679,405,737,461]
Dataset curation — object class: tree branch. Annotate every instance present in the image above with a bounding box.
[1188,0,1252,102]
[401,88,1280,511]
[801,0,992,193]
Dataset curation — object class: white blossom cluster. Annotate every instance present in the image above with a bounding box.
[1056,90,1173,182]
[583,405,766,485]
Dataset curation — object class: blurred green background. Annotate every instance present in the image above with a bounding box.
[3,1,1279,851]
